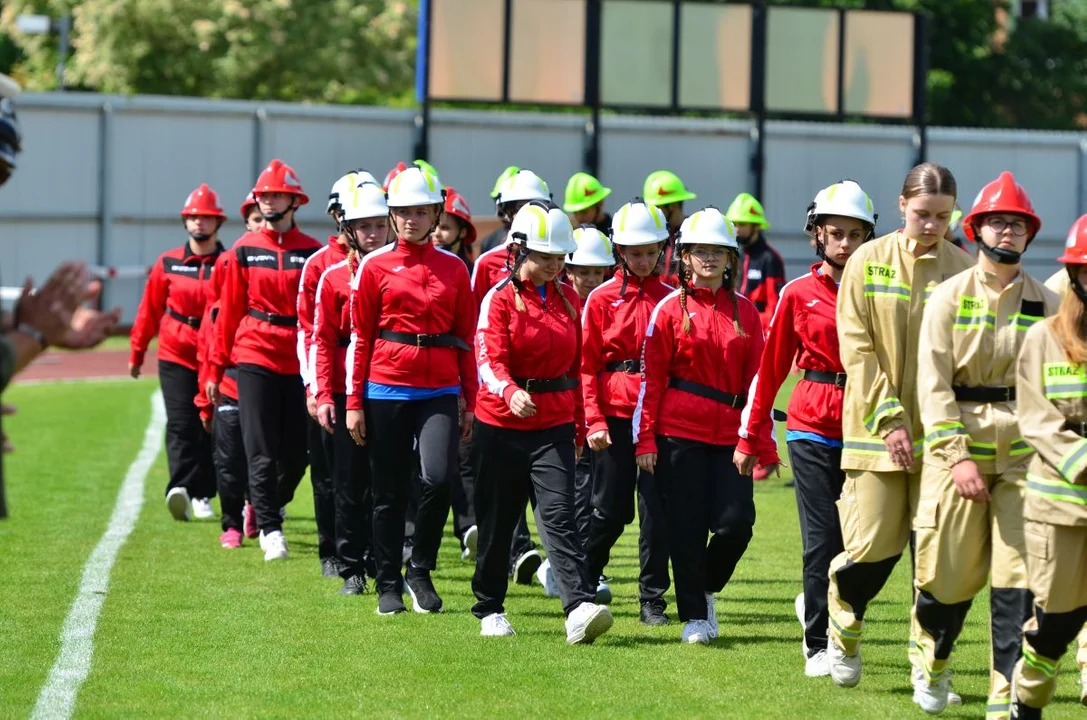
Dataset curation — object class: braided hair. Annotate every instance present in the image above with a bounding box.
[676,245,745,338]
[500,244,577,320]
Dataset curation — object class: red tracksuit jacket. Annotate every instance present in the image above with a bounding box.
[195,252,231,422]
[470,245,510,307]
[739,264,845,460]
[740,237,786,330]
[130,243,222,372]
[347,240,478,411]
[476,279,586,445]
[313,256,355,407]
[581,272,673,436]
[213,226,322,380]
[633,285,772,459]
[297,238,348,395]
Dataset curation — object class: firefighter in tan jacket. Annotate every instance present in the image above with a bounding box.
[909,173,1059,717]
[1011,214,1087,718]
[827,163,974,688]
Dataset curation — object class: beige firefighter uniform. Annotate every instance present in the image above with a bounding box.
[1011,317,1087,711]
[829,231,973,656]
[1044,268,1070,297]
[910,266,1058,718]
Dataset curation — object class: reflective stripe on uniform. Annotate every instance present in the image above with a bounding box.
[1010,310,1044,332]
[924,421,967,445]
[1043,362,1087,399]
[968,442,997,461]
[863,261,910,300]
[1026,473,1087,505]
[1022,648,1058,678]
[1009,438,1033,457]
[1058,438,1087,482]
[863,397,903,433]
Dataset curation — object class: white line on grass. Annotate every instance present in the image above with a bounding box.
[31,390,166,720]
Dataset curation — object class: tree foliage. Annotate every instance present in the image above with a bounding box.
[0,0,417,105]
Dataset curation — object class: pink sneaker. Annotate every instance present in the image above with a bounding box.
[243,502,258,539]
[753,465,772,481]
[220,528,243,549]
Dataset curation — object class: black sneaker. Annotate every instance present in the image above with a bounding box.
[513,549,543,585]
[405,565,444,613]
[322,557,348,579]
[339,574,368,596]
[640,602,670,627]
[376,592,407,616]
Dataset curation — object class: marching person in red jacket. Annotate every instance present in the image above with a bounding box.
[345,166,477,616]
[296,169,378,579]
[209,159,321,562]
[131,183,225,522]
[473,201,614,644]
[739,180,876,678]
[313,177,389,595]
[634,207,774,645]
[581,199,673,626]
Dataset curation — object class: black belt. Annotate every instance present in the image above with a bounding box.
[247,309,297,327]
[604,359,640,374]
[512,375,579,393]
[668,378,746,409]
[338,338,351,348]
[166,307,201,329]
[1066,421,1087,438]
[379,329,470,351]
[953,385,1016,403]
[804,369,847,388]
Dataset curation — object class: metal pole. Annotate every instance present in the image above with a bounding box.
[412,0,433,161]
[97,102,113,308]
[582,0,602,174]
[912,12,930,166]
[750,1,768,198]
[55,15,71,91]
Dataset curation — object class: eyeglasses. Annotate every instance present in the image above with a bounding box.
[986,217,1029,236]
[689,247,728,260]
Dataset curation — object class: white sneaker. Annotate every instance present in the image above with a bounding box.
[260,530,289,561]
[1080,670,1087,706]
[912,667,951,714]
[461,525,478,561]
[805,649,831,678]
[795,591,812,659]
[480,613,516,637]
[827,637,862,688]
[682,619,713,645]
[537,559,560,598]
[166,487,191,521]
[191,497,215,520]
[706,593,719,639]
[565,602,613,645]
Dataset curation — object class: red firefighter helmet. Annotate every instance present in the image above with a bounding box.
[443,187,477,246]
[383,161,409,192]
[1058,214,1087,265]
[253,159,309,205]
[181,183,227,219]
[240,191,258,221]
[962,171,1041,242]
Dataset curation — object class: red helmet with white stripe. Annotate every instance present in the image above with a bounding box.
[181,183,227,219]
[1058,215,1087,265]
[443,187,477,246]
[253,159,309,206]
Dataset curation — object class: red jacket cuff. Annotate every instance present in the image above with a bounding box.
[501,382,518,405]
[211,364,224,384]
[587,420,608,438]
[130,350,144,368]
[346,394,362,411]
[736,437,758,457]
[635,437,657,457]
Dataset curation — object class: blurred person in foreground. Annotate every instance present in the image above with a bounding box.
[0,74,122,518]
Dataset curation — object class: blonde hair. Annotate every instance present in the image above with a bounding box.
[509,247,576,320]
[1053,283,1087,365]
[901,162,957,200]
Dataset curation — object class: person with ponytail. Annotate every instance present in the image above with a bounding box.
[345,166,477,616]
[634,207,773,645]
[473,201,614,644]
[826,163,974,687]
[1009,215,1087,719]
[579,200,673,626]
[313,178,389,596]
[131,184,225,522]
[908,172,1060,715]
[297,170,379,579]
[740,180,876,676]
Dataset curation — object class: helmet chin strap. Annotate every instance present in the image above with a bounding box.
[977,238,1022,265]
[815,240,844,270]
[1067,266,1087,304]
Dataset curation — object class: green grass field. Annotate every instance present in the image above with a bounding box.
[1,379,1084,717]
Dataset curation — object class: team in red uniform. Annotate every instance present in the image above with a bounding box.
[345,166,477,616]
[472,201,614,643]
[740,180,876,677]
[130,183,225,522]
[580,200,674,625]
[634,207,774,645]
[313,175,389,595]
[210,159,321,562]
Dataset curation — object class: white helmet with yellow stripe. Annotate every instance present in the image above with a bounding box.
[610,200,670,246]
[676,207,739,249]
[508,201,577,256]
